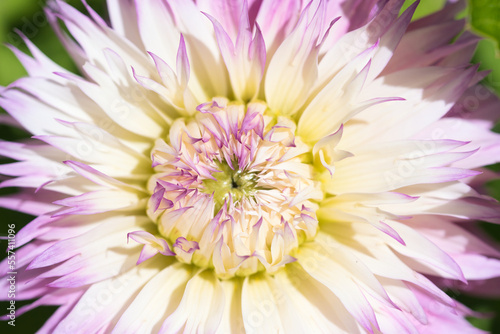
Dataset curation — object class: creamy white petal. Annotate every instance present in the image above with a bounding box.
[112,263,193,333]
[241,274,286,334]
[160,269,225,333]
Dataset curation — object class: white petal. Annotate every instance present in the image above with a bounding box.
[160,269,225,334]
[218,278,245,333]
[53,257,168,333]
[135,0,180,67]
[112,263,193,333]
[241,274,285,333]
[297,242,381,332]
[274,266,360,333]
[325,140,478,194]
[264,1,324,115]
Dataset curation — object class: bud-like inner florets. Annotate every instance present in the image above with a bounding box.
[147,98,323,278]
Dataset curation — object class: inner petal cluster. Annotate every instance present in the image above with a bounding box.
[146,98,323,278]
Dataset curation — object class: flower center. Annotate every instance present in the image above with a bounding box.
[201,160,262,213]
[146,98,323,278]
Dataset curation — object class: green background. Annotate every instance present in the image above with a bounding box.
[0,0,499,332]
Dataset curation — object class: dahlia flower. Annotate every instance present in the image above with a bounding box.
[2,0,500,332]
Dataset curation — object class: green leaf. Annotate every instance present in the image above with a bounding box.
[401,0,447,20]
[469,0,500,51]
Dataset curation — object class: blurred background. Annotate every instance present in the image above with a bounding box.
[0,0,499,332]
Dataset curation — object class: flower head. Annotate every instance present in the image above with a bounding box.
[1,0,500,333]
[147,98,323,278]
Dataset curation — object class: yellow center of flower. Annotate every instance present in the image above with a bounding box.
[201,160,263,213]
[146,98,323,278]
